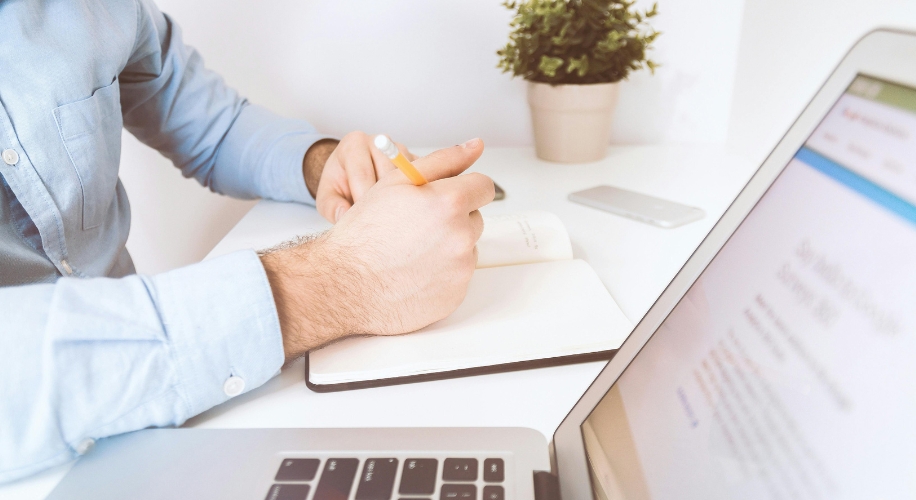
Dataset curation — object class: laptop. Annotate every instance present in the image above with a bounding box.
[46,28,916,499]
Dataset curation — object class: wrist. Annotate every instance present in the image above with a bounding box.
[302,139,339,198]
[260,234,374,362]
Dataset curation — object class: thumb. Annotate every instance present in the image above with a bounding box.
[412,138,484,182]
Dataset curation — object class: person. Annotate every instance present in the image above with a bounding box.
[0,0,494,483]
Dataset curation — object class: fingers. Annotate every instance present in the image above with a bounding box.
[370,138,415,180]
[470,210,484,268]
[469,209,484,242]
[410,138,484,183]
[369,141,398,179]
[317,189,352,223]
[432,172,496,213]
[337,132,379,200]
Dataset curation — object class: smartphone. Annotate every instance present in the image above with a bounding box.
[568,185,705,228]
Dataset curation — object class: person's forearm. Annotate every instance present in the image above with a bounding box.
[120,0,334,205]
[302,139,340,198]
[259,231,390,362]
[207,104,335,203]
[260,235,341,360]
[0,251,283,483]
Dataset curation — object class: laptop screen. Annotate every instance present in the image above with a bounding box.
[582,75,916,500]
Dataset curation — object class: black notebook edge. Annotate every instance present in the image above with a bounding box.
[304,349,617,393]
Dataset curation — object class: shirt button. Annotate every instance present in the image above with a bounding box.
[75,438,95,455]
[60,260,73,275]
[2,149,18,165]
[223,376,245,397]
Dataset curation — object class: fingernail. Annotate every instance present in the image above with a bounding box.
[460,138,481,149]
[334,206,347,223]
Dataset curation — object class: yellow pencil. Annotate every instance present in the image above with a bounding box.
[374,135,427,186]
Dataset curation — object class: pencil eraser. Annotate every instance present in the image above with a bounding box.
[374,134,399,159]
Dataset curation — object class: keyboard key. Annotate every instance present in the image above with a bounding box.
[355,458,399,500]
[442,458,477,481]
[314,458,359,500]
[440,484,476,500]
[264,483,310,500]
[275,458,320,481]
[483,485,504,500]
[483,459,504,482]
[399,458,438,496]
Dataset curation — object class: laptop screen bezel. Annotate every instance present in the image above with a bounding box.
[550,28,916,500]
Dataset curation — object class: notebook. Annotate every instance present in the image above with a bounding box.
[306,211,633,392]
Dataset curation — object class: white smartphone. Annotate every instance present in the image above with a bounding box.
[568,185,705,228]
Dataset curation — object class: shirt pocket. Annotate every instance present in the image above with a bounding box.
[54,77,123,230]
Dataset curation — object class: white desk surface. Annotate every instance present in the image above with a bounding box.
[1,145,755,499]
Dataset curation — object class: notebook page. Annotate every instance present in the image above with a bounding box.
[476,211,573,268]
[309,259,632,384]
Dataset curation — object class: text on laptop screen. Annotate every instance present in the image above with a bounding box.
[582,75,916,500]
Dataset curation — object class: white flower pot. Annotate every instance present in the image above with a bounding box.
[527,81,619,163]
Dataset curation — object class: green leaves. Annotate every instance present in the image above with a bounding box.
[497,0,661,85]
[566,54,589,77]
[538,56,565,77]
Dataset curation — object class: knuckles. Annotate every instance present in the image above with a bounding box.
[440,190,467,216]
[341,130,369,146]
[466,172,496,195]
[415,188,461,218]
[445,228,480,268]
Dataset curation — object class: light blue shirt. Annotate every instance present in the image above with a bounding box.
[0,0,330,482]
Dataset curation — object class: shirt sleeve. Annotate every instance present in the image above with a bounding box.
[0,250,285,483]
[118,0,333,204]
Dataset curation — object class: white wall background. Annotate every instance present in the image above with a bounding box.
[122,0,745,274]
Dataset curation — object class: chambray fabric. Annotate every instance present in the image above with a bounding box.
[0,0,327,482]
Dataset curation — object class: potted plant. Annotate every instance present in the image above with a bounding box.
[498,0,660,163]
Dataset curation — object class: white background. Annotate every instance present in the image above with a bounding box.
[727,0,916,165]
[119,0,916,274]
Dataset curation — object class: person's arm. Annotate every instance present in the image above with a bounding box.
[119,0,331,204]
[263,140,494,353]
[120,0,418,221]
[0,139,492,483]
[0,250,284,483]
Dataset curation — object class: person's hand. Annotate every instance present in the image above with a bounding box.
[264,138,493,361]
[302,131,418,224]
